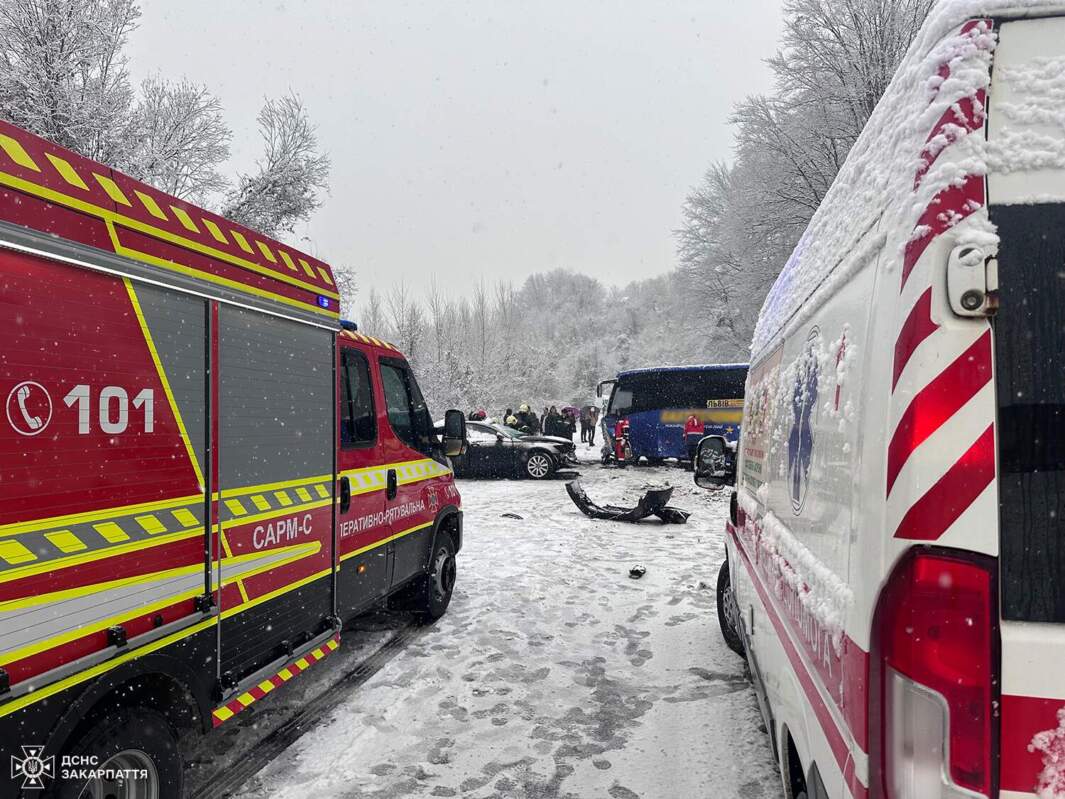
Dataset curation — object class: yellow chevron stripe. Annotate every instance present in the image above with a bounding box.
[170,205,200,232]
[94,522,129,543]
[44,530,86,554]
[135,514,167,535]
[0,540,35,565]
[171,508,199,528]
[135,191,168,220]
[202,218,228,244]
[45,153,88,189]
[94,173,131,206]
[256,241,277,263]
[0,134,39,171]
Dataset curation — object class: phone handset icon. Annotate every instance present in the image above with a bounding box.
[17,385,42,430]
[6,381,52,436]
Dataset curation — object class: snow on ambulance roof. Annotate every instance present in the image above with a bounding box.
[0,119,340,324]
[617,363,749,378]
[750,0,1065,359]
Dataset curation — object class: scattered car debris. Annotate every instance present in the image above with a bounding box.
[501,512,524,519]
[629,565,647,579]
[565,479,691,524]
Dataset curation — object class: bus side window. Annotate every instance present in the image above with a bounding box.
[340,349,376,447]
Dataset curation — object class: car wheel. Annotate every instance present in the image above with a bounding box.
[58,707,182,799]
[524,451,553,479]
[717,560,745,658]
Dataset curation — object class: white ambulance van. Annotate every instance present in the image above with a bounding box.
[717,2,1065,798]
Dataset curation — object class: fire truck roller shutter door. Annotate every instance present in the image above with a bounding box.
[217,305,334,680]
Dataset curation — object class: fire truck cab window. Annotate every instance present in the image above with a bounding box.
[340,349,376,447]
[381,360,434,453]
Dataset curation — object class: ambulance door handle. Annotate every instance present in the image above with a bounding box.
[387,469,397,501]
[339,476,351,514]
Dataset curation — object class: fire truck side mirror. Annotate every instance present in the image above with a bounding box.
[443,409,467,457]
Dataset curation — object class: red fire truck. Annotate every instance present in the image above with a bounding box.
[0,120,466,798]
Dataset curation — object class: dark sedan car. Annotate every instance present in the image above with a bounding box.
[451,422,576,479]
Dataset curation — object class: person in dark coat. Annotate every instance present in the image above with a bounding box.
[587,406,600,445]
[515,404,540,435]
[544,406,562,437]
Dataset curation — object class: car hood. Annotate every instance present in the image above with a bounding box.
[520,435,573,447]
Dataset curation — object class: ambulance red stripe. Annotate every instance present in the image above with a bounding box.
[886,330,992,495]
[1000,693,1065,793]
[913,89,986,189]
[728,521,869,798]
[891,287,939,391]
[893,423,996,541]
[901,174,985,291]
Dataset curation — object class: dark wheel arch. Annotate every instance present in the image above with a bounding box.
[45,646,213,772]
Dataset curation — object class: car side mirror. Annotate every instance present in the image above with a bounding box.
[443,409,467,457]
[695,435,735,489]
[495,432,504,443]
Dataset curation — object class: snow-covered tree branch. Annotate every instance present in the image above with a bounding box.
[221,94,330,238]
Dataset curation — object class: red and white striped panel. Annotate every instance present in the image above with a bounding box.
[888,19,997,544]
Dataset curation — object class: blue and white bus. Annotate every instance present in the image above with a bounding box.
[599,364,749,463]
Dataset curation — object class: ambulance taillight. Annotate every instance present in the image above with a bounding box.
[871,549,999,799]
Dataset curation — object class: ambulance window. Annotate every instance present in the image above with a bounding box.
[340,349,376,447]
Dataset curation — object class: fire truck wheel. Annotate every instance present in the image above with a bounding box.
[412,532,458,624]
[717,560,745,658]
[58,707,182,799]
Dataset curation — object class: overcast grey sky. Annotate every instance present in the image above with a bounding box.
[127,1,782,300]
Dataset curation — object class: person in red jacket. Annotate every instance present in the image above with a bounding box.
[684,414,705,468]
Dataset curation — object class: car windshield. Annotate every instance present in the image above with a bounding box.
[490,424,523,440]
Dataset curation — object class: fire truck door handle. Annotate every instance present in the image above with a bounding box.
[339,476,351,514]
[387,469,397,501]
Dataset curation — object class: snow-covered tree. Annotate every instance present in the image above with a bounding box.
[675,0,935,358]
[222,94,330,237]
[0,0,139,162]
[124,77,230,203]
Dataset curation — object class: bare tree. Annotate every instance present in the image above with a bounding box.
[222,93,330,237]
[0,0,140,162]
[358,286,387,339]
[386,282,425,362]
[124,77,230,203]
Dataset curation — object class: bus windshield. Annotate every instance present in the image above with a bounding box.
[607,367,747,416]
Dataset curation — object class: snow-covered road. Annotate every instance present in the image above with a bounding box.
[226,447,782,799]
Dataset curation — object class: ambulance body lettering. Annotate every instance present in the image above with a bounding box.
[0,120,463,798]
[720,6,1065,799]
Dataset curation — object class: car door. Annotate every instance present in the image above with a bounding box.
[463,424,500,476]
[377,357,442,588]
[336,345,389,617]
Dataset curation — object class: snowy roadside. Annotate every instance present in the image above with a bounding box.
[225,446,781,799]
